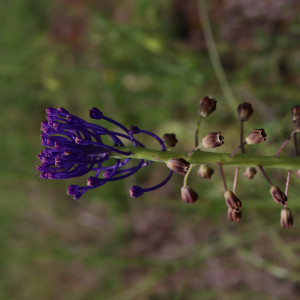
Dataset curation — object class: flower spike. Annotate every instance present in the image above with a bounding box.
[37,107,173,199]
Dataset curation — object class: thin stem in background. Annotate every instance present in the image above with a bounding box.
[233,120,244,194]
[196,0,238,120]
[285,170,292,198]
[195,116,203,147]
[218,163,228,191]
[233,167,240,194]
[257,164,273,187]
[240,121,245,153]
[276,130,295,158]
[294,132,299,156]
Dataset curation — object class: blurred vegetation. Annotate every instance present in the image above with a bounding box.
[2,0,300,299]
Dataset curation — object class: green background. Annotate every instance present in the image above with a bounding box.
[2,0,300,299]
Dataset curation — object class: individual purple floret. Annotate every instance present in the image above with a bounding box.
[37,107,173,199]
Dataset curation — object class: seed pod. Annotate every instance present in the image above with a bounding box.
[198,96,217,118]
[202,131,224,148]
[162,133,178,147]
[237,102,253,122]
[197,164,214,179]
[270,186,287,206]
[181,186,198,204]
[224,191,242,212]
[291,105,300,122]
[227,208,242,222]
[167,158,190,175]
[245,129,267,145]
[243,167,257,179]
[280,208,293,229]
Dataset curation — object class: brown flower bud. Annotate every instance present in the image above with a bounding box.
[291,105,300,122]
[198,96,217,118]
[280,208,293,229]
[181,186,198,204]
[162,133,178,147]
[167,158,190,175]
[245,129,267,145]
[270,186,287,206]
[227,208,242,222]
[243,167,257,179]
[295,169,300,179]
[197,164,214,179]
[202,131,224,148]
[237,102,253,122]
[224,191,242,212]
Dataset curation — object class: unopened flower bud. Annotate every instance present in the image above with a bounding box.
[162,133,178,147]
[291,105,300,122]
[224,191,242,211]
[197,164,214,179]
[202,131,224,148]
[181,186,198,204]
[198,96,217,118]
[227,208,242,222]
[237,102,253,122]
[67,185,80,195]
[87,176,101,187]
[129,186,144,198]
[280,208,293,229]
[245,129,267,145]
[129,125,141,134]
[270,186,287,206]
[89,107,103,120]
[243,167,257,179]
[167,158,190,175]
[224,191,242,212]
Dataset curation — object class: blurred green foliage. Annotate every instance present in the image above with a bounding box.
[2,0,300,299]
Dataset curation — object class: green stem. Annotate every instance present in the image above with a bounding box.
[183,164,195,187]
[107,147,300,170]
[187,143,203,157]
[195,116,203,147]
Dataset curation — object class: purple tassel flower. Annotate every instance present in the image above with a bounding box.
[37,107,173,199]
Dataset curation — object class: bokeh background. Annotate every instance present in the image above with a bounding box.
[2,0,300,299]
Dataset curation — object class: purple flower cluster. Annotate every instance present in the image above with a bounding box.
[37,107,173,199]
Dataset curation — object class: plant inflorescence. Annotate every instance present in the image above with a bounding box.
[37,100,300,229]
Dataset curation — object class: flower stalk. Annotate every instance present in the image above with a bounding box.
[108,147,300,170]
